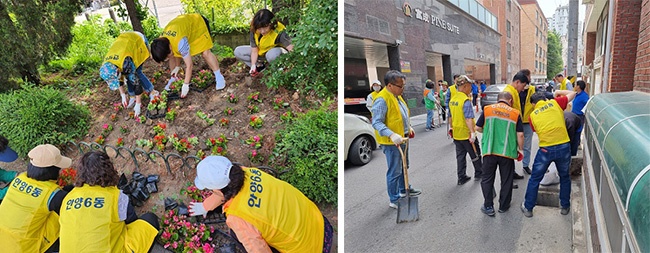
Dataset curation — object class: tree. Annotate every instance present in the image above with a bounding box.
[180,0,248,34]
[547,30,563,80]
[124,0,143,33]
[0,0,82,89]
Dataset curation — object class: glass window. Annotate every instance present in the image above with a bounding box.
[459,0,469,12]
[470,0,478,18]
[507,43,511,60]
[478,5,485,24]
[492,15,497,31]
[507,0,511,12]
[449,0,459,6]
[506,20,511,38]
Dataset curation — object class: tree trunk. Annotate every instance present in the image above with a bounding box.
[124,0,143,33]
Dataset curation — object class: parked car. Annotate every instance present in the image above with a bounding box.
[344,113,377,166]
[480,84,507,109]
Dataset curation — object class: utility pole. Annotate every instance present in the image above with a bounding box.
[567,0,578,77]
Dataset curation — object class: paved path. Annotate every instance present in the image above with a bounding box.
[76,0,183,27]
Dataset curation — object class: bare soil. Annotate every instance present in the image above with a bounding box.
[2,57,337,252]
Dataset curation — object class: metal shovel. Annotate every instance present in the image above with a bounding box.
[396,140,419,223]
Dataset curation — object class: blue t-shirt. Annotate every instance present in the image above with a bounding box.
[471,84,478,94]
[572,91,589,116]
[480,83,486,92]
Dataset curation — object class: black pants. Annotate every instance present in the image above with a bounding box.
[441,106,447,121]
[481,155,514,210]
[472,94,478,106]
[454,139,483,179]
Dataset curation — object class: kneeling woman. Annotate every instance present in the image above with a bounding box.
[59,151,159,252]
[234,9,293,75]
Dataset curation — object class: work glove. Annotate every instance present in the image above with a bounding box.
[390,133,405,145]
[469,132,477,144]
[517,151,523,162]
[409,127,415,138]
[189,202,208,217]
[149,90,159,102]
[448,128,453,138]
[134,103,141,118]
[127,97,136,109]
[181,83,190,98]
[171,66,182,79]
[121,93,128,108]
[249,65,257,75]
[164,77,178,91]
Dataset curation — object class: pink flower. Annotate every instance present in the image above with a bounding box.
[173,216,179,222]
[161,231,171,240]
[203,243,214,253]
[172,241,178,249]
[102,124,108,129]
[252,150,258,157]
[164,219,169,225]
[164,243,170,248]
[253,136,260,142]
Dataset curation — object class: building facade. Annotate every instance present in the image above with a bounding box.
[479,0,521,83]
[582,0,649,94]
[519,0,548,84]
[344,0,501,115]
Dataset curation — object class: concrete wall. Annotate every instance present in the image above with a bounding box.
[214,31,250,53]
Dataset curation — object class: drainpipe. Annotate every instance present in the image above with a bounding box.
[601,0,615,93]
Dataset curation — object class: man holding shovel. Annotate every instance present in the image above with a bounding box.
[449,75,483,185]
[371,70,421,209]
[475,92,524,216]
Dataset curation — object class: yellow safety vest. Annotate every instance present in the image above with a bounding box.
[254,22,287,56]
[450,91,473,140]
[104,32,149,70]
[60,185,158,253]
[224,168,324,252]
[0,173,60,253]
[449,84,457,98]
[503,84,521,113]
[162,14,213,57]
[373,88,409,145]
[560,79,568,90]
[530,99,570,147]
[522,86,536,123]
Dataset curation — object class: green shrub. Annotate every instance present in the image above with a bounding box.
[0,84,90,157]
[105,19,133,38]
[273,102,337,205]
[211,44,234,58]
[180,0,249,35]
[46,15,114,74]
[142,16,162,42]
[263,0,337,98]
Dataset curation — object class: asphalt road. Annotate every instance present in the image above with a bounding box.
[344,113,573,252]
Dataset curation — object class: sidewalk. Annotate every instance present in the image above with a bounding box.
[75,0,183,27]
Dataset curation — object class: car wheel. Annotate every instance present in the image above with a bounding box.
[349,135,373,165]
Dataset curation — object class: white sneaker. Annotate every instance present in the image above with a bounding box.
[389,202,398,209]
[127,97,136,108]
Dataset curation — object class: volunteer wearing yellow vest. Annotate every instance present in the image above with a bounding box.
[234,9,294,77]
[187,156,333,252]
[423,79,438,131]
[0,144,73,253]
[99,31,158,118]
[521,90,576,218]
[366,79,383,114]
[555,73,573,91]
[59,151,159,252]
[475,92,524,216]
[151,14,226,98]
[450,75,483,185]
[370,70,421,208]
[0,135,19,201]
[502,70,530,179]
[519,83,536,175]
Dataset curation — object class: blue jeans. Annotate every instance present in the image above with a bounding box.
[126,66,154,96]
[426,109,434,129]
[382,144,409,203]
[522,123,533,168]
[524,143,572,210]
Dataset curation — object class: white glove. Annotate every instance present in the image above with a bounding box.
[470,132,477,143]
[249,65,257,74]
[127,97,136,109]
[189,202,207,217]
[120,93,128,108]
[134,103,141,117]
[390,133,404,145]
[181,83,190,98]
[171,66,182,78]
[164,77,177,91]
